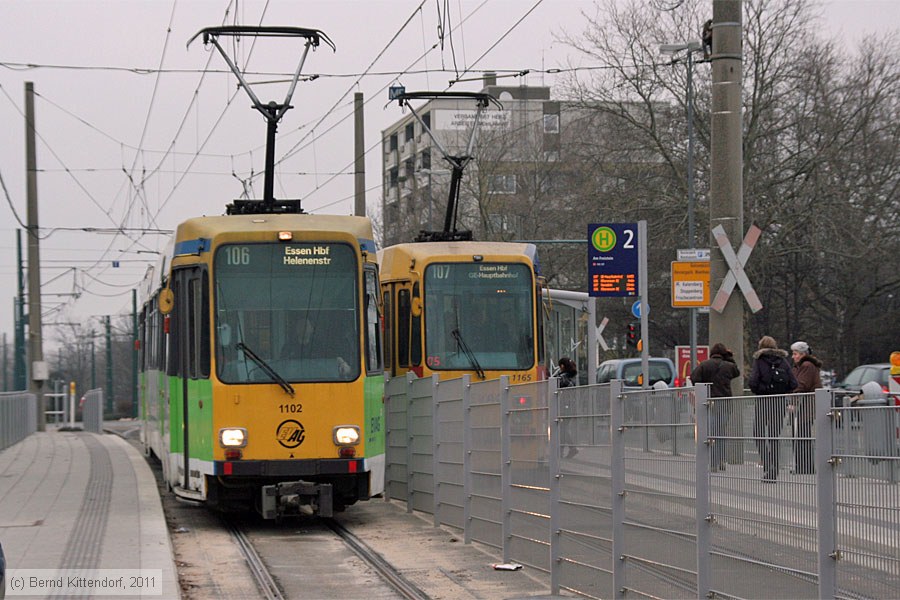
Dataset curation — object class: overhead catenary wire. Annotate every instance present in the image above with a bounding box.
[275,0,558,207]
[447,0,546,89]
[123,0,179,232]
[2,0,576,329]
[18,2,244,322]
[275,0,430,167]
[1,60,625,79]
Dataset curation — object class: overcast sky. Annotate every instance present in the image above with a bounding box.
[0,0,898,352]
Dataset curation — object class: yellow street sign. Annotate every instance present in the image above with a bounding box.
[671,261,710,307]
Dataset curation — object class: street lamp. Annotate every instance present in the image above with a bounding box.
[660,40,703,370]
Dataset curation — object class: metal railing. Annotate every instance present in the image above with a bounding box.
[383,376,900,599]
[81,388,104,433]
[0,391,37,451]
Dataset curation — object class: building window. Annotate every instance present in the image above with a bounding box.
[389,167,399,187]
[405,122,415,142]
[488,213,522,233]
[543,113,560,134]
[389,134,398,151]
[488,174,516,194]
[421,148,431,170]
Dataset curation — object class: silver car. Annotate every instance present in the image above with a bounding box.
[595,357,676,388]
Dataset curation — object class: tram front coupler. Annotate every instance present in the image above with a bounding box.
[261,480,333,519]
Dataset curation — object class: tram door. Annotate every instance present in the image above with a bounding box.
[383,281,420,378]
[169,266,209,491]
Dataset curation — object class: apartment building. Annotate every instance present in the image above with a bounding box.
[381,74,570,246]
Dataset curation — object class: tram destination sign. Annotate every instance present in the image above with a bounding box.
[587,223,638,297]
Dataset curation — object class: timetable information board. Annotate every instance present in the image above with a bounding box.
[587,223,639,297]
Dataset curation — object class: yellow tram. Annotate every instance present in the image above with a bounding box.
[139,214,385,518]
[379,241,545,383]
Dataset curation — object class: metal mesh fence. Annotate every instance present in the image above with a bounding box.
[0,392,36,451]
[467,377,503,550]
[82,388,103,434]
[382,376,899,599]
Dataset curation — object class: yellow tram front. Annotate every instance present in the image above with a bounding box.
[153,214,384,518]
[379,241,545,384]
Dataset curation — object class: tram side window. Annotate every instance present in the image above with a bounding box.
[167,269,209,379]
[188,279,199,378]
[187,275,210,379]
[167,279,181,377]
[397,289,410,368]
[410,283,422,366]
[144,302,163,371]
[364,268,382,374]
[138,309,147,371]
[535,282,545,366]
[382,290,392,374]
[157,300,166,372]
[199,275,210,377]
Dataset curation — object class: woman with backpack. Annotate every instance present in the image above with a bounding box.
[748,336,798,482]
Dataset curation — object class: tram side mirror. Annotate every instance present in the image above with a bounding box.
[159,288,174,315]
[411,297,422,317]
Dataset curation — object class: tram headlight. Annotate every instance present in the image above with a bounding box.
[219,428,248,448]
[333,426,360,446]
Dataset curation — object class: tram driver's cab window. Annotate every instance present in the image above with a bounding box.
[424,262,534,371]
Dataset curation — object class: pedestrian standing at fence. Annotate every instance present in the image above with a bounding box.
[789,341,822,474]
[748,336,798,482]
[557,357,579,458]
[691,342,740,472]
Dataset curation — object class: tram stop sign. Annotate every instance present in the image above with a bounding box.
[587,223,638,297]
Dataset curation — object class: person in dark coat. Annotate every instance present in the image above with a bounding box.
[557,357,579,457]
[691,342,740,471]
[748,336,798,482]
[558,357,578,388]
[789,341,823,474]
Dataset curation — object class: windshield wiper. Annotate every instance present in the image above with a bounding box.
[451,328,485,380]
[236,342,295,397]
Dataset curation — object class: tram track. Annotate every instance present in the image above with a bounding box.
[325,518,430,600]
[220,514,429,600]
[223,517,285,600]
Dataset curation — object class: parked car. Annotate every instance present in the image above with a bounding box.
[832,363,898,407]
[596,357,676,388]
[833,363,891,394]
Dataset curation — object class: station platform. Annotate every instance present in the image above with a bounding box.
[0,428,180,598]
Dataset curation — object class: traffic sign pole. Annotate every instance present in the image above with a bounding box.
[639,220,649,389]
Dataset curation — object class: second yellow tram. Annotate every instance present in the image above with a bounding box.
[379,241,546,383]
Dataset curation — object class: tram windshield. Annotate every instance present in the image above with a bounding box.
[424,262,534,371]
[214,242,360,383]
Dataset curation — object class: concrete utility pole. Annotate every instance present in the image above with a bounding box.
[354,92,366,217]
[25,81,47,430]
[708,1,745,384]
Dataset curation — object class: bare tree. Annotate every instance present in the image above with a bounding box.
[556,0,900,372]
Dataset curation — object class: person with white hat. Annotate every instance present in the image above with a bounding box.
[790,341,822,474]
